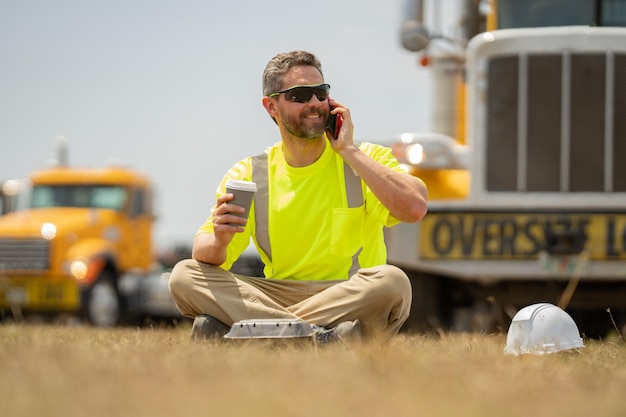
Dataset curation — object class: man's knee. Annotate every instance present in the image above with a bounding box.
[357,264,412,300]
[168,258,196,297]
[380,264,411,299]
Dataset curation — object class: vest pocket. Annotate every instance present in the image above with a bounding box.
[330,207,364,257]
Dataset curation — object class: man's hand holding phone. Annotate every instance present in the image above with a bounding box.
[326,98,344,141]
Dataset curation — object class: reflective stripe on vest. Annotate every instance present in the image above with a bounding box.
[251,153,364,277]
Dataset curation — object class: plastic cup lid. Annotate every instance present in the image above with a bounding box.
[225,179,257,192]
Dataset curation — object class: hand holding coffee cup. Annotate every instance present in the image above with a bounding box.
[225,179,257,226]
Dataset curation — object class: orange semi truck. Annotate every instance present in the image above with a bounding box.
[389,0,626,336]
[0,149,180,326]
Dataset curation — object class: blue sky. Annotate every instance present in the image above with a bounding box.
[0,0,447,250]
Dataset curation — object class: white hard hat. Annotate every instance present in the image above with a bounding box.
[505,303,584,355]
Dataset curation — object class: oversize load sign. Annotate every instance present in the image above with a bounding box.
[420,212,626,260]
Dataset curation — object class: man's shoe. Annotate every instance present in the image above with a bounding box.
[314,320,362,345]
[191,315,230,340]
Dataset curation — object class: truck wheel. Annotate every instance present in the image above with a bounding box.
[401,272,443,333]
[85,271,122,327]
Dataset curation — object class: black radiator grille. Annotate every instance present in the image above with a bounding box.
[486,52,626,192]
[0,238,50,272]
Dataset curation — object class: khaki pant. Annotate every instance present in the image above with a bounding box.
[168,259,412,342]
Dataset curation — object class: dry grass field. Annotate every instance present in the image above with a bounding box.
[1,322,625,417]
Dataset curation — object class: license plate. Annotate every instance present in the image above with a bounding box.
[538,252,590,274]
[420,212,626,260]
[0,277,80,310]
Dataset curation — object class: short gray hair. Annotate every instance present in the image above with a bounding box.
[262,50,323,96]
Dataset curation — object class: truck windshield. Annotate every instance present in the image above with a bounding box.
[498,0,626,29]
[31,185,126,211]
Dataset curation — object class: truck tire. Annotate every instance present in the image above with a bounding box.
[84,271,122,327]
[401,272,445,333]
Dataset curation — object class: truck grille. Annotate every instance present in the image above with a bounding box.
[0,238,50,272]
[486,52,626,192]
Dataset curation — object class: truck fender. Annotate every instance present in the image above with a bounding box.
[65,238,118,285]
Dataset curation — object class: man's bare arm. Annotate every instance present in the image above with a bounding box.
[339,145,428,223]
[328,100,427,223]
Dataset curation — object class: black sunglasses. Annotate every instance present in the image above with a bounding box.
[269,83,331,103]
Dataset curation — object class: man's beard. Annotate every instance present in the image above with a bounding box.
[282,110,329,139]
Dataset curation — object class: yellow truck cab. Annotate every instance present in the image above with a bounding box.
[0,162,178,326]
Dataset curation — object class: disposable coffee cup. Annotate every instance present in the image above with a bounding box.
[225,179,257,226]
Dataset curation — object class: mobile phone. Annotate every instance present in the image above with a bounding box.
[327,105,343,140]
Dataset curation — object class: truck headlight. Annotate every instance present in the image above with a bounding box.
[41,223,57,240]
[394,132,468,170]
[70,259,89,280]
[406,144,425,165]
